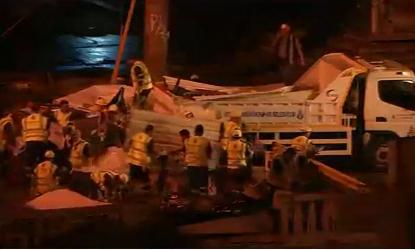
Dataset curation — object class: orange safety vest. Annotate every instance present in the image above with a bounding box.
[184,136,210,167]
[128,132,152,167]
[22,113,48,142]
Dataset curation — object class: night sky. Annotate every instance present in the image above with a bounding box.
[0,0,360,74]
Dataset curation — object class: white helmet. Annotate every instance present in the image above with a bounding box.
[232,128,242,138]
[108,104,118,112]
[44,150,55,159]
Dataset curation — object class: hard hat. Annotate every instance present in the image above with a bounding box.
[44,150,55,159]
[95,97,107,106]
[229,110,242,118]
[232,128,242,138]
[280,23,290,30]
[301,126,312,133]
[190,74,199,81]
[108,104,118,112]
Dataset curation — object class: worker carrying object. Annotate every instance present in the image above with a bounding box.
[22,103,49,168]
[128,124,154,190]
[69,130,90,170]
[130,60,153,109]
[184,124,212,195]
[54,100,73,128]
[32,150,58,196]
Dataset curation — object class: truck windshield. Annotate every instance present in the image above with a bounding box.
[378,80,415,111]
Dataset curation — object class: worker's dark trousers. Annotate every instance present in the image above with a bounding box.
[136,89,152,109]
[187,166,208,193]
[69,170,99,199]
[129,164,150,184]
[24,141,47,169]
[226,167,247,193]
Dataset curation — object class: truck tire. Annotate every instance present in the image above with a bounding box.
[363,134,396,173]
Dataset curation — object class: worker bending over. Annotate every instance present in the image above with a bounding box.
[32,150,58,196]
[22,103,49,169]
[128,124,154,190]
[185,124,211,195]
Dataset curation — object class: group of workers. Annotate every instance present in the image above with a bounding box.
[0,57,320,201]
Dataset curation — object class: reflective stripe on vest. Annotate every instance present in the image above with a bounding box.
[226,140,247,169]
[184,136,210,167]
[55,110,72,127]
[22,114,47,142]
[0,115,13,148]
[70,140,88,169]
[128,132,151,167]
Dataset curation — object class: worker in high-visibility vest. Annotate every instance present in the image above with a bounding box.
[21,103,49,168]
[54,99,73,128]
[220,110,242,149]
[225,128,251,193]
[130,60,153,109]
[128,124,154,190]
[185,124,212,194]
[69,129,90,170]
[32,150,58,196]
[291,127,313,155]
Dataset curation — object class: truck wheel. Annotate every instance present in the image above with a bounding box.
[363,134,396,173]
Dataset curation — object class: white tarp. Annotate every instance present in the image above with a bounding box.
[26,189,110,210]
[55,84,178,115]
[163,76,285,95]
[294,53,365,93]
[55,85,136,110]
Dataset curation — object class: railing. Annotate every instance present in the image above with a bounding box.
[273,191,336,236]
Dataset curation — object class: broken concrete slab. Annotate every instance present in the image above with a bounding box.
[179,211,273,235]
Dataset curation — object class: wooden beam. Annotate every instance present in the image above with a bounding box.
[111,0,136,84]
[143,0,170,81]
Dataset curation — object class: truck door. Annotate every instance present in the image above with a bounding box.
[363,75,415,172]
[342,73,366,161]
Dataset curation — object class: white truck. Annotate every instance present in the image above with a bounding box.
[169,53,415,172]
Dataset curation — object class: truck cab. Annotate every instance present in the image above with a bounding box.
[206,54,415,172]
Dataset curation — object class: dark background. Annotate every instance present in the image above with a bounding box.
[0,0,362,75]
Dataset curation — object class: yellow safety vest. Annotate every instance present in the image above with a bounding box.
[226,139,247,169]
[0,114,13,150]
[291,136,311,153]
[184,136,210,167]
[22,113,48,142]
[128,132,152,167]
[70,140,89,169]
[130,61,153,94]
[221,121,240,149]
[54,110,72,127]
[34,160,57,194]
